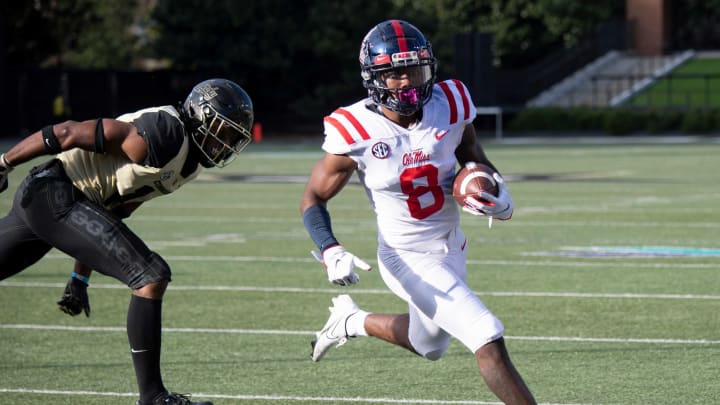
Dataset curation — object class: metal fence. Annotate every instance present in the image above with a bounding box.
[609,73,720,107]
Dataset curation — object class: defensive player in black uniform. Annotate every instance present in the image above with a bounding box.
[0,78,253,405]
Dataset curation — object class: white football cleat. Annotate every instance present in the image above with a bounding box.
[311,294,359,362]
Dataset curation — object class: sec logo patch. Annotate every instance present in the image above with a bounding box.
[371,142,390,159]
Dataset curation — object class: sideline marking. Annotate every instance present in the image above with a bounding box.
[534,246,720,258]
[1,324,718,345]
[2,281,719,300]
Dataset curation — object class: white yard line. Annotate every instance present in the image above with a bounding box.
[1,324,718,345]
[33,253,720,269]
[2,281,719,300]
[0,388,597,405]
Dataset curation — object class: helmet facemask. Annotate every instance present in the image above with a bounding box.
[364,62,435,116]
[183,79,254,168]
[191,103,252,168]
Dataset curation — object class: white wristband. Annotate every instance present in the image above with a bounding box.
[0,153,13,170]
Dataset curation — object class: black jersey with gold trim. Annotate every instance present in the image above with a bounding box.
[58,106,202,209]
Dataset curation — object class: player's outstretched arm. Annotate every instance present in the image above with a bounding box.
[301,153,370,286]
[0,118,149,194]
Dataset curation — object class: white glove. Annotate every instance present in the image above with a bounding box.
[462,172,513,222]
[311,245,371,286]
[0,154,12,194]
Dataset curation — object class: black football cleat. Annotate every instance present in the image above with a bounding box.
[137,391,213,405]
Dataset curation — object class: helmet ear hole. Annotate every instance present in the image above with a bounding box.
[201,105,214,118]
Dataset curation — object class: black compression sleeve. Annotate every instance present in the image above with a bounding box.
[302,205,340,251]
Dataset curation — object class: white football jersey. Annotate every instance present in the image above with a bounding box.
[322,79,477,250]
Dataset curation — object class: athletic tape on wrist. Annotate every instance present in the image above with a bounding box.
[0,153,13,170]
[71,271,90,285]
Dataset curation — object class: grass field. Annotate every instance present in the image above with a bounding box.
[1,136,719,404]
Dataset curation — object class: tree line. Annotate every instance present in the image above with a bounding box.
[2,0,717,128]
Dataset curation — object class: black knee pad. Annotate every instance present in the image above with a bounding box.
[127,252,172,289]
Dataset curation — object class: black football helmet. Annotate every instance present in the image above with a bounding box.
[182,78,254,168]
[359,20,437,115]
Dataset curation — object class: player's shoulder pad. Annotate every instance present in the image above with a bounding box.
[434,79,477,125]
[322,100,379,153]
[122,106,185,167]
[115,105,180,123]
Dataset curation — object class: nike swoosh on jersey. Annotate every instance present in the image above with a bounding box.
[434,130,448,140]
[130,348,149,353]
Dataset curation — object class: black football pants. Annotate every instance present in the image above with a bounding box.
[0,159,170,287]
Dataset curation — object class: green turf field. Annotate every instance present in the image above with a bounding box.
[1,136,718,404]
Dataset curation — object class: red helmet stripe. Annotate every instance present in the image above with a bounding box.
[438,82,458,124]
[390,20,409,52]
[452,79,471,121]
[324,116,355,145]
[335,108,371,140]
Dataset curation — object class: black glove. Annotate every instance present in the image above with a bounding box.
[57,277,91,317]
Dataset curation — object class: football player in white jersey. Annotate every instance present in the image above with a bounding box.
[0,78,253,405]
[300,20,536,404]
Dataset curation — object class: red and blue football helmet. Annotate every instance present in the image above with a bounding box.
[359,20,437,115]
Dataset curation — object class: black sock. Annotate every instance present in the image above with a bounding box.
[127,295,165,403]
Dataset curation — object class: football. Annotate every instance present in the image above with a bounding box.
[452,162,499,206]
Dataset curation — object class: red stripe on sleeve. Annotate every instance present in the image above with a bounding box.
[391,20,408,52]
[438,82,458,125]
[452,79,471,121]
[324,116,355,145]
[335,108,370,140]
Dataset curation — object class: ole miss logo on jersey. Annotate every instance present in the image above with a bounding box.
[402,150,430,166]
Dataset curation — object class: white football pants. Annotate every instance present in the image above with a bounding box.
[376,226,504,359]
